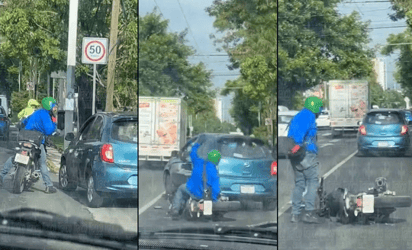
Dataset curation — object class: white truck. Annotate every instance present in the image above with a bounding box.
[0,95,10,116]
[328,80,369,137]
[139,97,187,163]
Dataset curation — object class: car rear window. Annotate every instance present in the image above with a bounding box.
[217,137,270,159]
[364,112,403,125]
[112,119,137,143]
[279,115,294,124]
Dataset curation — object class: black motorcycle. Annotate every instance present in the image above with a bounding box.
[11,130,57,194]
[317,177,412,224]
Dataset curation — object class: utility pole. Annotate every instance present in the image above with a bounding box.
[64,0,79,149]
[106,0,120,112]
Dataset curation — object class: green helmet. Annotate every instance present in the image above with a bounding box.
[207,150,221,165]
[304,96,323,113]
[42,97,57,111]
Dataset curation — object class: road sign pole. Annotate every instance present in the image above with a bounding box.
[92,63,96,115]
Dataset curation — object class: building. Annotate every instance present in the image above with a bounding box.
[213,98,223,122]
[372,58,386,90]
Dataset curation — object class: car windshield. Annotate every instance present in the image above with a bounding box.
[112,119,138,143]
[279,115,294,124]
[365,112,402,125]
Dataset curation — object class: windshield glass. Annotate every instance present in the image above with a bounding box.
[0,1,138,248]
[139,0,277,245]
[365,112,402,125]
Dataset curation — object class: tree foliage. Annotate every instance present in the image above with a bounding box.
[278,0,374,108]
[139,11,216,116]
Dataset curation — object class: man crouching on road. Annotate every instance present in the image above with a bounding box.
[288,96,323,224]
[169,135,221,220]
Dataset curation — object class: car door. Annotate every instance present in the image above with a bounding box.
[78,115,104,185]
[72,116,96,187]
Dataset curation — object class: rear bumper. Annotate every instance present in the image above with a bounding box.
[358,135,410,151]
[93,162,137,199]
[220,177,277,201]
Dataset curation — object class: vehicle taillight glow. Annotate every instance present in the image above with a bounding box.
[101,144,114,163]
[271,161,277,176]
[359,125,366,135]
[357,197,362,208]
[401,125,408,135]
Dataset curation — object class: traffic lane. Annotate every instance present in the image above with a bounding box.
[138,162,167,209]
[139,194,276,229]
[0,146,138,233]
[278,148,412,249]
[278,135,358,215]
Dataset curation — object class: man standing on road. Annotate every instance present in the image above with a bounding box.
[169,136,221,219]
[288,96,323,224]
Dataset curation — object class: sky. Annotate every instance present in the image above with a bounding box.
[140,0,407,121]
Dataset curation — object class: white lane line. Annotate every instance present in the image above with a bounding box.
[320,143,333,148]
[322,133,331,137]
[330,139,340,143]
[278,150,358,218]
[139,191,165,215]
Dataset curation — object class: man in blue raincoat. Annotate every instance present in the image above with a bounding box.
[170,136,221,219]
[288,96,323,224]
[0,97,58,193]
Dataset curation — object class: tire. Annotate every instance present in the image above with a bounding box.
[262,199,277,211]
[164,172,174,195]
[59,163,77,191]
[12,165,26,194]
[374,196,412,208]
[86,173,105,208]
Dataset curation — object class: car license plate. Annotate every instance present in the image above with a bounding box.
[378,142,389,147]
[204,200,212,215]
[241,185,255,194]
[15,153,29,165]
[362,195,374,214]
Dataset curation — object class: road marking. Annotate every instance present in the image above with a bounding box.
[330,139,340,142]
[322,133,331,137]
[320,143,333,148]
[278,150,358,218]
[139,191,165,215]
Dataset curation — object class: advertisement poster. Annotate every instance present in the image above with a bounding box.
[156,99,179,146]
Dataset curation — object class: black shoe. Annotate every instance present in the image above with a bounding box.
[169,209,180,220]
[302,211,320,224]
[291,214,300,223]
[45,186,57,194]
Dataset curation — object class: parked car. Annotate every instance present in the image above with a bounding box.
[316,110,331,129]
[59,112,137,207]
[277,111,298,157]
[357,109,411,156]
[163,133,277,210]
[0,106,11,141]
[400,110,412,127]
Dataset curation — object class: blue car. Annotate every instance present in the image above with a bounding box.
[59,112,137,207]
[0,106,11,141]
[357,109,411,156]
[164,133,277,210]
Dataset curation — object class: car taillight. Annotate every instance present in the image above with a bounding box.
[101,144,114,163]
[401,125,408,135]
[271,161,277,176]
[359,125,366,135]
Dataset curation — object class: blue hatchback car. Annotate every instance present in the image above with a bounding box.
[59,112,137,207]
[357,109,411,156]
[164,133,277,210]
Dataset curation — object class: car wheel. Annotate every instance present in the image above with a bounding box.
[164,172,174,195]
[59,163,77,191]
[86,173,105,208]
[262,199,277,211]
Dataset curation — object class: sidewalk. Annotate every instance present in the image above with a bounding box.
[47,146,62,174]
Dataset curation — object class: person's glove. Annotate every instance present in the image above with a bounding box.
[291,145,301,154]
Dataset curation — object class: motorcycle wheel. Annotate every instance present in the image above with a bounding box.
[374,196,412,208]
[12,165,26,194]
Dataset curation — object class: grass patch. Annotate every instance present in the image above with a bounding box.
[49,136,64,152]
[47,159,59,174]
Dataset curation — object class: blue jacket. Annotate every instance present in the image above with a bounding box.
[186,143,220,202]
[22,109,56,144]
[287,108,318,154]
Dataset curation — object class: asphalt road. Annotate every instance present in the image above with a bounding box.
[139,162,276,232]
[278,129,412,250]
[0,128,137,233]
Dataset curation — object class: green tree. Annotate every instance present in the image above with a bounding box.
[139,11,216,116]
[278,0,374,108]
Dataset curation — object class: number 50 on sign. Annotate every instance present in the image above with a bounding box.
[82,37,108,65]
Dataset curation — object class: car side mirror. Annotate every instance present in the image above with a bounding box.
[65,132,75,141]
[171,150,179,158]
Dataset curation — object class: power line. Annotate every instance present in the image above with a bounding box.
[153,0,173,33]
[176,0,201,54]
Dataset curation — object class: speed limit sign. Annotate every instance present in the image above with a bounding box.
[82,37,108,64]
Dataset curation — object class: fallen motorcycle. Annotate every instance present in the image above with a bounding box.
[317,177,412,225]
